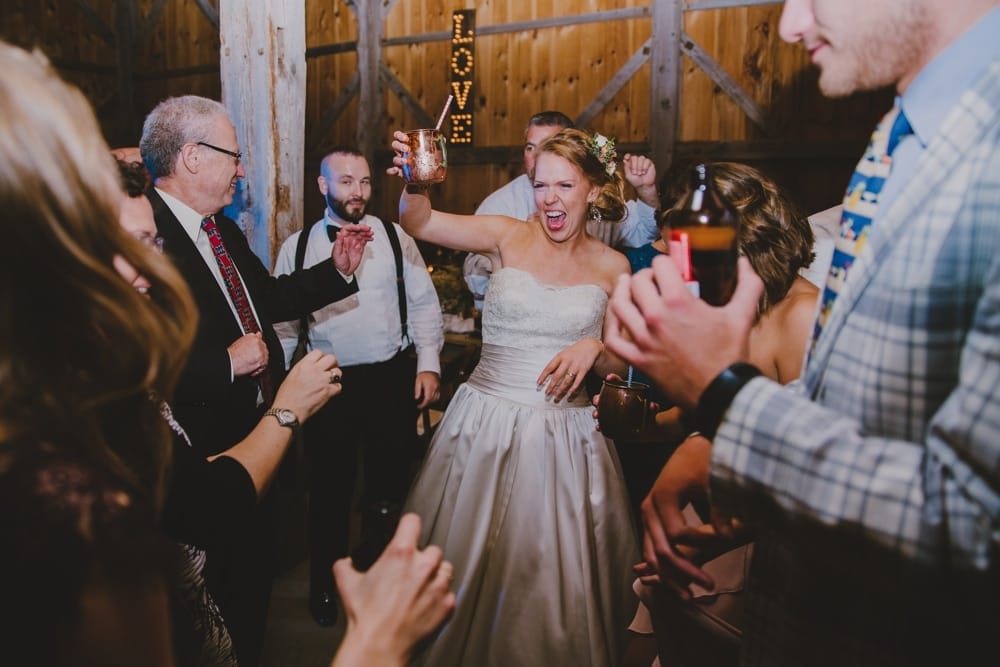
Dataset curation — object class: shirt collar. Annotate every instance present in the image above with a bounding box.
[325,209,350,231]
[155,187,211,243]
[901,6,1000,150]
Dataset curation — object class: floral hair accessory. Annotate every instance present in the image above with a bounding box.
[589,132,617,176]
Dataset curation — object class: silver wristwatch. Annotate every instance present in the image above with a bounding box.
[264,407,300,431]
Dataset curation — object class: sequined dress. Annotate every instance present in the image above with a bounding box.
[406,267,639,666]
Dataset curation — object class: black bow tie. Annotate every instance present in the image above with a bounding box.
[326,224,341,242]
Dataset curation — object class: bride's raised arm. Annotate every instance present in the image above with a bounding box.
[389,130,517,261]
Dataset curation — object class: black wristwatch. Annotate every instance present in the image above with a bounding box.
[264,407,300,431]
[692,362,762,441]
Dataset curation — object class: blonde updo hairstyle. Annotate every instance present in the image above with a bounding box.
[532,128,627,224]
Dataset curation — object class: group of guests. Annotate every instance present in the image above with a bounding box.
[387,123,821,665]
[3,0,1000,665]
[385,0,1000,665]
[0,41,452,667]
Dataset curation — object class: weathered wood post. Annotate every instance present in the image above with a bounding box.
[650,0,682,175]
[352,0,388,169]
[219,0,306,267]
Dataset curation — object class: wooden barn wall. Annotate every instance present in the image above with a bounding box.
[135,0,221,119]
[363,0,658,225]
[0,0,221,148]
[0,0,122,141]
[306,0,890,227]
[1,0,892,263]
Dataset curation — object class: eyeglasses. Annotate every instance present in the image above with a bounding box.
[196,141,242,162]
[136,233,165,254]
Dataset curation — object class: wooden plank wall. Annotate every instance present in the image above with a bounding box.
[305,0,889,225]
[370,0,659,223]
[1,0,892,258]
[135,0,220,117]
[1,0,119,139]
[0,0,222,147]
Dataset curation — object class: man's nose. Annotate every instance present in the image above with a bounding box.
[778,0,812,44]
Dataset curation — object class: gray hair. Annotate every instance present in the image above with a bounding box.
[140,95,228,180]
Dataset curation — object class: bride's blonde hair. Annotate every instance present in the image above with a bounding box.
[531,128,627,223]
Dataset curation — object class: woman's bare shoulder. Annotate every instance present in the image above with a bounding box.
[591,242,631,292]
[778,278,821,326]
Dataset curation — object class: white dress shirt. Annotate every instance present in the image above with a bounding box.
[800,204,842,289]
[273,212,444,374]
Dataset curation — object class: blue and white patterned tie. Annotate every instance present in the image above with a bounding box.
[812,102,913,347]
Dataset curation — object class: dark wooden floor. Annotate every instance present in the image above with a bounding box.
[261,558,345,667]
[258,462,351,667]
[257,382,458,666]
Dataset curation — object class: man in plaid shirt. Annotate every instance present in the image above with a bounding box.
[606,0,1000,664]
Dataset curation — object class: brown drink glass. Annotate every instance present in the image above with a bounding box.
[402,129,448,185]
[597,379,649,441]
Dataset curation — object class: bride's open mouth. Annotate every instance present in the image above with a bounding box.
[544,210,566,231]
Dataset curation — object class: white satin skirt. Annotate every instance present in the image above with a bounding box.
[405,343,639,666]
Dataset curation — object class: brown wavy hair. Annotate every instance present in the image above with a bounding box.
[0,42,198,511]
[532,128,627,224]
[664,162,814,316]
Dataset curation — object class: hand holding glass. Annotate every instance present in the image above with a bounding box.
[597,379,649,441]
[401,129,447,185]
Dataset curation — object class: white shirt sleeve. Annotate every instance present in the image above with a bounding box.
[398,224,445,375]
[613,200,659,249]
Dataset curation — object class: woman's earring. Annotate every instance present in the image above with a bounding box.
[589,203,602,223]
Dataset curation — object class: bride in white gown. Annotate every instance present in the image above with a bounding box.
[390,128,639,666]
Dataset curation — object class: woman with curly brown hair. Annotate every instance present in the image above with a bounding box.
[389,127,639,666]
[622,162,818,667]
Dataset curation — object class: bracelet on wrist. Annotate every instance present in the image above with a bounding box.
[692,362,762,441]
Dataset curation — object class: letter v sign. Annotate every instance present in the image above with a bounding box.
[450,80,472,110]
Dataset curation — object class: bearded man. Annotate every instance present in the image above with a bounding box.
[273,146,443,627]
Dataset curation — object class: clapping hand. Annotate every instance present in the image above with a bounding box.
[332,222,374,275]
[332,514,456,666]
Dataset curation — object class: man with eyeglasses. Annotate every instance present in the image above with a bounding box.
[139,95,373,667]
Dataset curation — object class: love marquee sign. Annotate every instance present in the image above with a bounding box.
[449,10,475,145]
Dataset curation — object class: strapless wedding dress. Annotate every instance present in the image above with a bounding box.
[406,267,638,666]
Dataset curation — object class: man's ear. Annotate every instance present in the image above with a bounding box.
[178,143,200,174]
[317,175,328,196]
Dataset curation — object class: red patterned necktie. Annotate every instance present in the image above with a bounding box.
[201,216,275,405]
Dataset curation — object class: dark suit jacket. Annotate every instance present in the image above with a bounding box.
[149,188,359,455]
